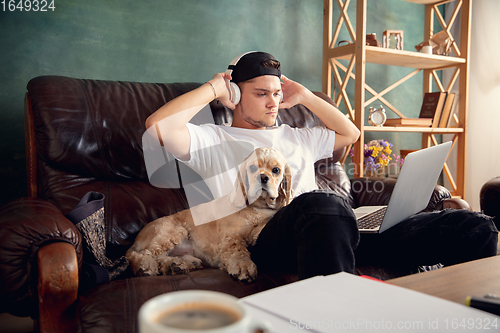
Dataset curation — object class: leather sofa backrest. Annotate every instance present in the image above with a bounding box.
[25,76,349,259]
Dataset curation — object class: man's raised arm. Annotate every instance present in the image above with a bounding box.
[145,73,234,160]
[279,75,360,150]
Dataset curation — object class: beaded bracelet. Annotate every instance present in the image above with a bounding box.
[207,81,217,99]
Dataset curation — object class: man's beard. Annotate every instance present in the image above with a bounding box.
[243,116,274,128]
[241,105,276,128]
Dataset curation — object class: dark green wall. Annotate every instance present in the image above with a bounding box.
[0,0,425,205]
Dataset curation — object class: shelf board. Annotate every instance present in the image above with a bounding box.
[403,0,455,5]
[327,44,465,69]
[364,126,464,133]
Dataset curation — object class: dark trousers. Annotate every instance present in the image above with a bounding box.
[250,191,498,280]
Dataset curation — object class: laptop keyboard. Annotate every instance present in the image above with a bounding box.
[357,206,388,230]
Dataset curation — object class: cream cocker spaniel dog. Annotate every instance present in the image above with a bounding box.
[126,147,292,281]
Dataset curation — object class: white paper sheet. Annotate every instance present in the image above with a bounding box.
[240,272,499,332]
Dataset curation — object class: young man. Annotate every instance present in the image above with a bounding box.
[147,52,497,280]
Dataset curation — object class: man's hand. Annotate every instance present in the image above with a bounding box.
[279,75,313,109]
[210,72,236,110]
[279,75,360,150]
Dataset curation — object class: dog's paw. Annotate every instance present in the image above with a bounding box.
[133,263,159,276]
[158,255,203,275]
[128,250,159,276]
[172,255,203,275]
[184,255,203,268]
[136,268,152,277]
[226,258,258,282]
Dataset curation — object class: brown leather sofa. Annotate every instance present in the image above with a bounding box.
[0,76,469,333]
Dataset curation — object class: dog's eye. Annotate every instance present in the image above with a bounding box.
[249,165,258,173]
[272,167,281,175]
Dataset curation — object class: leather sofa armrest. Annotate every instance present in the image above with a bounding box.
[0,198,82,318]
[38,242,79,333]
[435,197,471,211]
[350,177,464,211]
[420,184,464,212]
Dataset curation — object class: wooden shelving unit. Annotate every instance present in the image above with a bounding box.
[322,0,471,198]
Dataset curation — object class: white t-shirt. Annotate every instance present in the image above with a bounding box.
[180,123,336,199]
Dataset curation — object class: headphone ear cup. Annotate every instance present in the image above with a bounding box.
[228,82,241,105]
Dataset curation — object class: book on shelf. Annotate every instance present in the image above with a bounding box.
[384,118,432,127]
[438,93,457,128]
[419,92,447,127]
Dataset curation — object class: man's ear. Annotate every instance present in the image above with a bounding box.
[276,163,293,208]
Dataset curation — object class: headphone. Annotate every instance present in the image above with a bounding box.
[225,51,283,106]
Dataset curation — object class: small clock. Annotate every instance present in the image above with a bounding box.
[368,106,387,126]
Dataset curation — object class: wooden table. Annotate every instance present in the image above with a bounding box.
[388,255,500,304]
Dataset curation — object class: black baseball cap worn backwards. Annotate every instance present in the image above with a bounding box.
[229,52,281,84]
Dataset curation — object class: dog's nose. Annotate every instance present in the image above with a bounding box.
[260,174,269,184]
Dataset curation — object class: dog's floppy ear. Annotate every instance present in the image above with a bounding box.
[276,163,293,209]
[229,161,249,209]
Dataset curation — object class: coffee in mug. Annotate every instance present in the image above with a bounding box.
[139,290,271,333]
[155,302,240,329]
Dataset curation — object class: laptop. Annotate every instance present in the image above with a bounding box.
[354,141,452,233]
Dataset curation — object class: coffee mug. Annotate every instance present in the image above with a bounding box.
[139,290,272,333]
